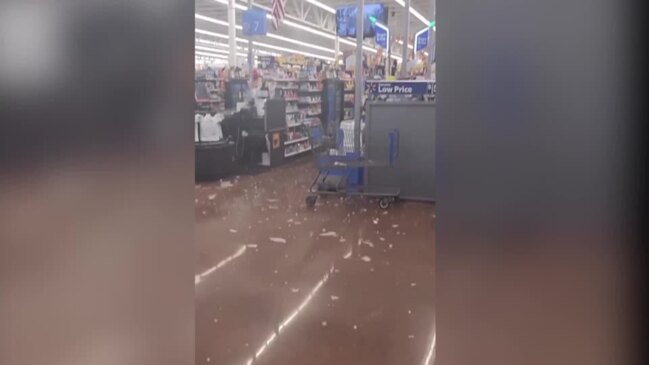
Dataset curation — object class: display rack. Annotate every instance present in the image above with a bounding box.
[343,79,355,120]
[285,78,325,157]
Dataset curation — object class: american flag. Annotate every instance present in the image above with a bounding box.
[271,0,285,30]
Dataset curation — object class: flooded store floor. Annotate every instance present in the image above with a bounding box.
[195,160,435,365]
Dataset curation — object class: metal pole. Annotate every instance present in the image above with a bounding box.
[248,0,254,83]
[228,0,237,67]
[400,0,411,78]
[353,0,364,153]
[426,0,435,79]
[335,36,340,63]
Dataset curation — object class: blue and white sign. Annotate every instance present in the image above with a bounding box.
[365,81,433,95]
[242,9,268,36]
[374,22,389,52]
[414,27,430,52]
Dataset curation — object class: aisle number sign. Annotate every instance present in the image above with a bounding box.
[414,27,430,52]
[242,9,268,36]
[374,22,389,52]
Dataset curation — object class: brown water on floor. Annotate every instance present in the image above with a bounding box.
[195,160,435,365]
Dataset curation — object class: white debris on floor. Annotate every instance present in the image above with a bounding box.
[360,256,372,262]
[319,231,338,237]
[208,194,216,200]
[246,244,258,248]
[343,250,353,259]
[330,295,339,301]
[290,288,300,293]
[220,180,234,188]
[410,282,417,287]
[269,237,287,243]
[321,321,327,327]
[372,218,379,225]
[392,224,399,228]
[229,229,238,233]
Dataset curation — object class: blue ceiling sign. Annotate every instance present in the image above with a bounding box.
[414,27,430,52]
[374,22,389,52]
[242,9,268,36]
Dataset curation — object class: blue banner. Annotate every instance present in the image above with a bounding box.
[415,27,430,52]
[242,9,268,36]
[374,24,389,50]
[365,81,433,95]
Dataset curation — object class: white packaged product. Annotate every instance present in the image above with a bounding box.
[200,113,224,142]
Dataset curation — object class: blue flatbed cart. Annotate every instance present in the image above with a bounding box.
[305,128,400,209]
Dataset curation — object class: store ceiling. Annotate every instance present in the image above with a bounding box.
[195,0,435,62]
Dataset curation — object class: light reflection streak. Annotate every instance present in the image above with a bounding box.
[244,264,335,365]
[423,322,436,365]
[195,245,247,285]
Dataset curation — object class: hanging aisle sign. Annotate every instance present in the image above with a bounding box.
[374,22,389,52]
[242,9,268,36]
[414,27,430,52]
[365,80,433,95]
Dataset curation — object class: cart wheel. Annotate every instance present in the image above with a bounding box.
[306,195,317,208]
[379,197,391,209]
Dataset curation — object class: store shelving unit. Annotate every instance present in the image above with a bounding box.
[343,79,355,120]
[283,78,324,157]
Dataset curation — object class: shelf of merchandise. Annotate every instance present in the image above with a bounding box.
[284,145,312,157]
[286,121,304,128]
[284,136,309,145]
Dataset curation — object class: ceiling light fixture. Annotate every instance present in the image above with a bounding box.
[394,0,430,26]
[305,0,335,14]
[195,27,335,62]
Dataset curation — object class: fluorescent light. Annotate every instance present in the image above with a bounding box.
[196,27,335,62]
[195,45,248,58]
[195,50,228,59]
[196,38,282,56]
[266,32,336,54]
[212,0,247,11]
[195,11,379,58]
[394,0,430,26]
[305,0,335,14]
[398,40,414,49]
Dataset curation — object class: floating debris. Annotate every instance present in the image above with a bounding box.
[408,334,415,339]
[290,288,300,293]
[410,282,417,287]
[379,237,385,241]
[343,250,353,259]
[321,321,327,327]
[246,244,258,248]
[269,237,287,244]
[319,231,338,237]
[229,229,238,233]
[361,256,372,262]
[330,295,340,301]
[392,224,399,228]
[372,218,379,225]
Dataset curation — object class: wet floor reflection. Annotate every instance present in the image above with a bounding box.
[195,160,435,365]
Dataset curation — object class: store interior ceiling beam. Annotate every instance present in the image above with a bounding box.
[195,26,336,62]
[194,13,395,60]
